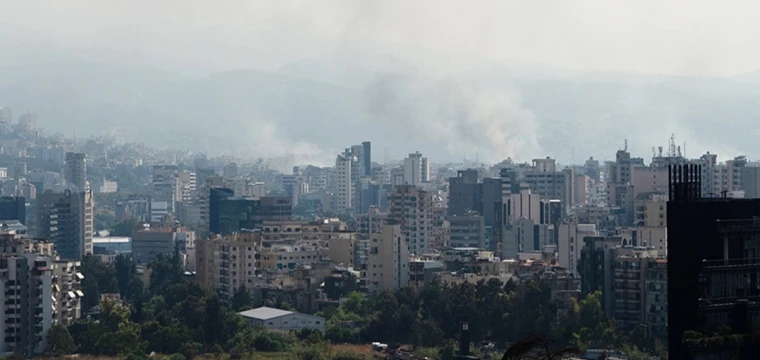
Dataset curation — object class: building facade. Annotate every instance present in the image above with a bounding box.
[36,189,94,260]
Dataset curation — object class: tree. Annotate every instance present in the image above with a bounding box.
[81,254,118,312]
[231,284,253,311]
[46,323,74,355]
[111,218,143,236]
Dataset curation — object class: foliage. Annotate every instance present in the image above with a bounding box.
[231,284,253,312]
[45,323,74,355]
[111,218,144,237]
[71,252,663,359]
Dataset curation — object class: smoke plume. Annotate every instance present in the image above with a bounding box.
[363,73,542,163]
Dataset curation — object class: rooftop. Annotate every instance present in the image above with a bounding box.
[238,306,293,320]
[93,237,131,244]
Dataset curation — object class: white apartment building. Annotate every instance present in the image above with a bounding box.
[196,233,260,299]
[178,170,197,204]
[403,152,429,186]
[362,224,410,293]
[334,154,353,214]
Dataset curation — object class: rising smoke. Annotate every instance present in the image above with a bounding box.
[363,73,542,163]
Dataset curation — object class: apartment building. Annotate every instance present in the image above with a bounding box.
[522,158,574,215]
[389,185,433,254]
[326,233,356,269]
[0,230,83,356]
[634,192,667,227]
[260,219,348,244]
[334,154,354,214]
[152,165,181,214]
[131,226,195,265]
[63,152,86,191]
[408,258,444,288]
[613,247,661,332]
[53,259,84,327]
[403,152,429,186]
[447,214,485,248]
[259,243,323,271]
[362,223,409,293]
[558,222,599,278]
[645,258,668,338]
[196,233,260,299]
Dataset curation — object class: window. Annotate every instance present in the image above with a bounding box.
[268,322,274,325]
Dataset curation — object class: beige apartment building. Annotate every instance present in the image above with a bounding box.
[326,232,356,268]
[362,223,410,293]
[261,219,349,243]
[259,243,323,271]
[389,185,433,255]
[613,247,662,332]
[196,233,260,299]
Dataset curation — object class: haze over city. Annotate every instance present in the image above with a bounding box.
[0,0,758,167]
[3,1,760,359]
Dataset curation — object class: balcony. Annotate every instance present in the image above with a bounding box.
[703,258,760,270]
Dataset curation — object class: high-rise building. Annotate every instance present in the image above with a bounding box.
[334,154,353,214]
[196,233,260,299]
[362,141,371,176]
[447,214,485,248]
[740,165,760,199]
[17,113,37,131]
[223,163,238,179]
[209,193,292,235]
[152,165,181,213]
[389,185,433,254]
[362,223,409,293]
[0,107,11,132]
[64,152,87,191]
[0,196,25,224]
[0,230,83,356]
[667,164,760,359]
[403,151,429,186]
[36,189,94,260]
[523,158,575,215]
[557,222,598,278]
[448,169,480,216]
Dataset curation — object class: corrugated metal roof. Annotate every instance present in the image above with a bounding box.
[238,306,293,320]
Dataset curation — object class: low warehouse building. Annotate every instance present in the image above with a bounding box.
[238,307,326,333]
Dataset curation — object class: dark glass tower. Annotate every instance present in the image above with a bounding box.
[667,164,760,359]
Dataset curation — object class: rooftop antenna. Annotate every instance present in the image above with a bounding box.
[624,139,628,152]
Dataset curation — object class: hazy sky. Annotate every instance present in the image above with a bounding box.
[1,0,758,77]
